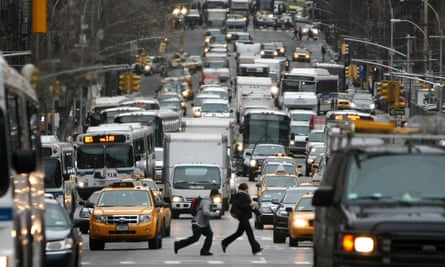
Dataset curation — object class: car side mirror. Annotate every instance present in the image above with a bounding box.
[312,187,334,207]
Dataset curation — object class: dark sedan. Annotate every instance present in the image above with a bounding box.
[45,199,83,267]
[73,190,100,234]
[253,188,286,229]
[272,186,317,243]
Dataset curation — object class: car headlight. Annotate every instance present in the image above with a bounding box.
[342,234,376,254]
[139,214,152,223]
[79,207,92,218]
[305,54,310,58]
[46,238,74,251]
[181,102,187,107]
[236,142,243,152]
[290,140,295,145]
[212,196,222,203]
[270,86,279,96]
[171,195,184,203]
[260,51,265,55]
[273,51,278,56]
[370,103,375,109]
[94,215,106,223]
[78,181,87,188]
[182,90,189,97]
[350,102,357,108]
[280,48,285,53]
[277,209,288,216]
[292,218,309,228]
[144,65,151,72]
[249,159,257,168]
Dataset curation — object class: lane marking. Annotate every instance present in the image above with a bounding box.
[164,261,181,264]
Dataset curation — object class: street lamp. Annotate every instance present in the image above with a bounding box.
[391,18,431,74]
[421,0,443,78]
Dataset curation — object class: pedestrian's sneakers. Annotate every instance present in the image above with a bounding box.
[200,251,213,256]
[253,247,263,255]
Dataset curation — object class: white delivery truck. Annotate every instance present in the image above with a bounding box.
[236,76,276,121]
[207,8,228,27]
[163,133,230,218]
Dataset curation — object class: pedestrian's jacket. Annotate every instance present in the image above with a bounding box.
[193,196,217,227]
[230,191,253,220]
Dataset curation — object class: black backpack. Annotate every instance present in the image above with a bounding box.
[190,196,202,216]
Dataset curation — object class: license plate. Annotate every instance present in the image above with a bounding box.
[116,224,129,231]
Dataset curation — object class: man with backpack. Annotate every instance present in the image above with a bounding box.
[174,189,220,256]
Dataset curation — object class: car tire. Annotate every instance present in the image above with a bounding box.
[148,231,162,249]
[289,237,299,247]
[273,230,286,243]
[89,238,105,250]
[171,211,180,219]
[163,221,171,237]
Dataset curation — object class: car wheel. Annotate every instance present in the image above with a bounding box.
[273,230,286,243]
[289,237,299,247]
[148,231,163,249]
[89,238,105,250]
[171,211,180,219]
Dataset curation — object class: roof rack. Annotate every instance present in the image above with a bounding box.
[326,116,445,155]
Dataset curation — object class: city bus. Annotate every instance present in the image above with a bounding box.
[239,109,290,173]
[40,135,77,216]
[113,109,183,148]
[314,62,346,91]
[75,123,155,199]
[0,58,46,266]
[279,67,338,110]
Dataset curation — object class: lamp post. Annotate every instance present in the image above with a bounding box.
[391,18,431,75]
[388,0,394,69]
[421,0,442,78]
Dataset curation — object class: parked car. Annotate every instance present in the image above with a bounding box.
[45,199,83,267]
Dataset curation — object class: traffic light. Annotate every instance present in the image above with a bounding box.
[119,72,132,93]
[377,80,394,103]
[345,65,351,78]
[130,74,141,92]
[341,43,349,55]
[394,82,406,110]
[351,65,359,79]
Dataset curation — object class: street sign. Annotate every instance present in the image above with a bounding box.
[389,109,405,116]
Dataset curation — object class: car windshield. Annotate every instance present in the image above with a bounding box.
[308,131,324,142]
[262,164,296,175]
[260,190,286,202]
[295,197,315,211]
[291,113,313,121]
[97,190,151,207]
[353,94,373,101]
[264,176,298,187]
[291,125,310,135]
[45,204,69,228]
[202,102,228,113]
[262,44,277,50]
[346,154,445,203]
[282,188,316,204]
[253,145,285,156]
[173,166,221,189]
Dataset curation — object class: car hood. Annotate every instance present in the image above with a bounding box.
[344,205,445,231]
[46,228,71,241]
[352,100,373,106]
[94,206,153,215]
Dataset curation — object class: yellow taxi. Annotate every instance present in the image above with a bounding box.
[115,177,172,236]
[288,193,315,247]
[89,185,167,250]
[292,47,311,62]
[256,171,300,198]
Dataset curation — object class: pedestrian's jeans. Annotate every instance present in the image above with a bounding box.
[176,224,213,253]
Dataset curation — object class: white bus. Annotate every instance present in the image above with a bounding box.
[0,57,46,266]
[40,135,78,216]
[75,123,155,199]
[280,68,338,110]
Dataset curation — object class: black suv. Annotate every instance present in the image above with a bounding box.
[312,132,445,267]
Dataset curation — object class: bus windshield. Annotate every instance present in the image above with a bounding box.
[77,144,134,169]
[282,78,316,93]
[244,114,290,145]
[43,158,63,188]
